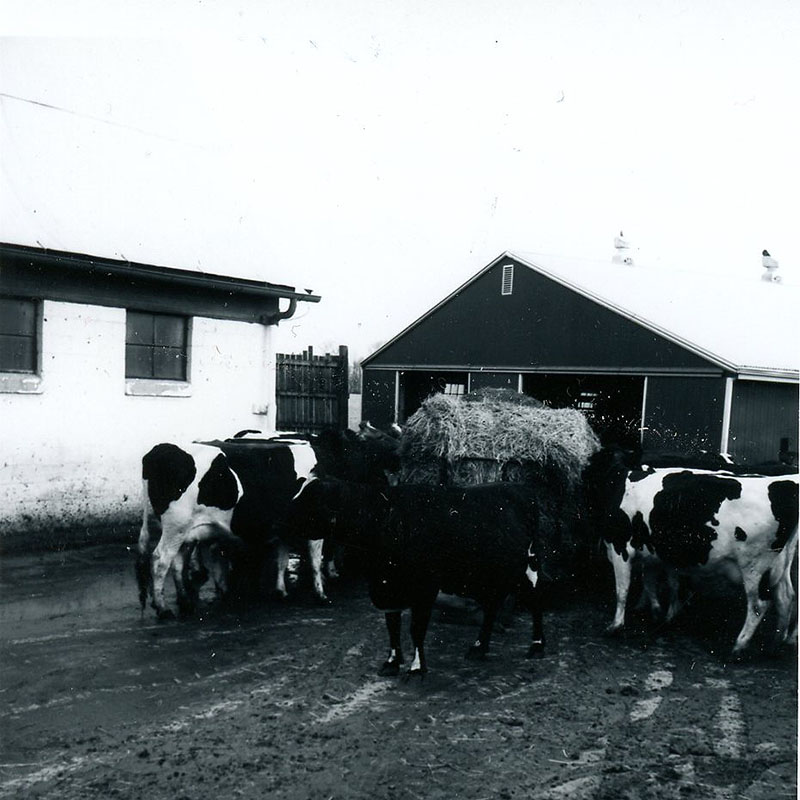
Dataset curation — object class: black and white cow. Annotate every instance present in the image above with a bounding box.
[287,478,545,675]
[136,437,321,619]
[584,448,799,657]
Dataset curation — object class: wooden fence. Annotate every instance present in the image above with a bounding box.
[276,345,349,433]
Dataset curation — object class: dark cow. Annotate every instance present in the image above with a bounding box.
[231,426,401,582]
[584,448,799,657]
[137,437,320,619]
[137,428,401,619]
[288,478,545,675]
[201,435,324,601]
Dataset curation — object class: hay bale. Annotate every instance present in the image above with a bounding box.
[399,391,599,489]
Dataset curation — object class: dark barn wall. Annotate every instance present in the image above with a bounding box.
[643,376,727,452]
[361,369,396,428]
[729,381,799,464]
[368,259,720,374]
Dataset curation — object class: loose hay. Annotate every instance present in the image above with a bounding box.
[399,390,600,489]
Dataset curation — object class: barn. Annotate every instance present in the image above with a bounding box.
[361,247,798,465]
[0,242,319,550]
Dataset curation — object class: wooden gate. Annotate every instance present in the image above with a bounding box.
[276,345,349,433]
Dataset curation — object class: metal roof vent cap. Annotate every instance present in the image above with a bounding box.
[761,249,781,283]
[612,231,634,266]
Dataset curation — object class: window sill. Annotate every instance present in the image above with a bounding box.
[125,379,192,398]
[0,373,44,394]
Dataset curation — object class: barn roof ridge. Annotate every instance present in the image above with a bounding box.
[363,249,798,381]
[510,250,798,380]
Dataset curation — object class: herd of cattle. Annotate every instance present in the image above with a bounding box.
[136,423,799,674]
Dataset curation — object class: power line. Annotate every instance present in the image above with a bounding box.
[0,91,205,147]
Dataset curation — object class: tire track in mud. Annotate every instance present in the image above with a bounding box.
[0,592,384,799]
[0,646,317,799]
[545,636,794,800]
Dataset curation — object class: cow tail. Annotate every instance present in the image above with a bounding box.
[772,522,799,588]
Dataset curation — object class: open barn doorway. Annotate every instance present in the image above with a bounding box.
[399,370,469,423]
[522,374,644,448]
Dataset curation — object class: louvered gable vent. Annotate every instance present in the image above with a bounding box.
[501,263,514,295]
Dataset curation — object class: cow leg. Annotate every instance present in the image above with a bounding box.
[325,556,340,580]
[273,542,290,599]
[606,545,633,635]
[135,499,159,613]
[307,538,330,604]
[173,543,200,617]
[203,542,230,601]
[150,537,183,620]
[407,589,438,676]
[663,570,682,623]
[769,570,795,652]
[323,538,340,580]
[637,560,664,620]
[787,595,799,648]
[379,611,404,676]
[770,532,799,652]
[731,570,772,659]
[466,596,501,659]
[519,544,546,658]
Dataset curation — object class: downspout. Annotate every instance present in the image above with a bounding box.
[255,297,300,429]
[260,297,298,326]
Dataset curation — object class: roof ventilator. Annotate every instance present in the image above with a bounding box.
[612,231,634,266]
[501,263,514,295]
[761,250,781,283]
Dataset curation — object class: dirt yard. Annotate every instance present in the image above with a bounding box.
[0,544,796,799]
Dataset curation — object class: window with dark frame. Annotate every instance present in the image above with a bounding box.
[125,310,189,381]
[0,296,38,374]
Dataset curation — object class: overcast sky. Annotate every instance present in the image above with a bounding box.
[1,1,798,360]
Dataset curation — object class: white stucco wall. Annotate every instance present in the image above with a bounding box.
[0,299,278,547]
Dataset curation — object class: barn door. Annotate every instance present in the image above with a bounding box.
[522,374,644,448]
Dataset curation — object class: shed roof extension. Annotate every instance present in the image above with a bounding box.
[364,250,799,381]
[0,242,321,325]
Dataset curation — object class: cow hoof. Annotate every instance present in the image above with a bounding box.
[177,601,197,618]
[465,645,488,660]
[378,660,402,677]
[315,595,332,606]
[526,641,545,659]
[604,625,624,638]
[402,667,427,682]
[728,648,748,664]
[156,608,175,622]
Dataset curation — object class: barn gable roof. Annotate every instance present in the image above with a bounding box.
[364,250,799,381]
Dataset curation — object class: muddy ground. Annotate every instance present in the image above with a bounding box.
[0,543,796,800]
